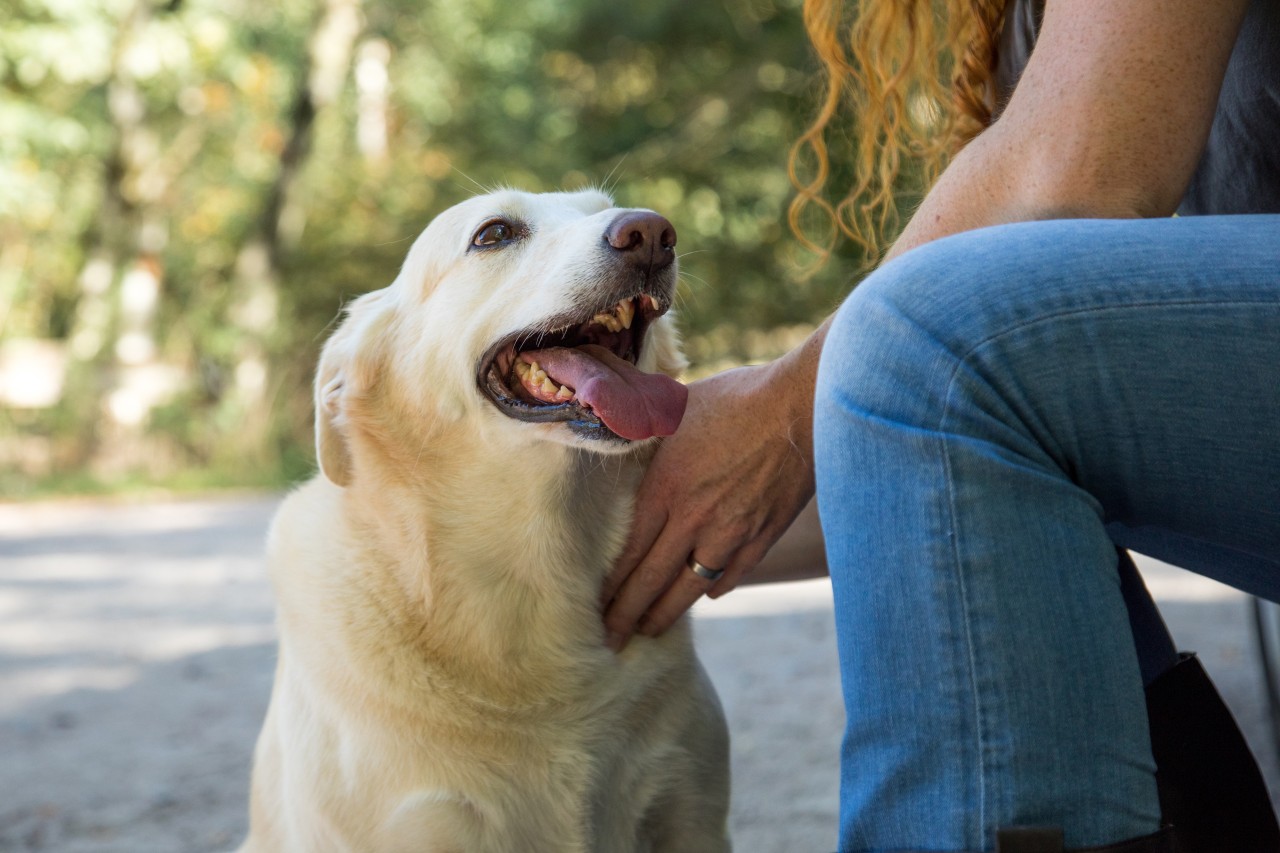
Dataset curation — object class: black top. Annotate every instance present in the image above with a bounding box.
[993,0,1280,215]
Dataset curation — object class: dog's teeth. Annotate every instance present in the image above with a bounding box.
[515,361,530,378]
[555,385,573,401]
[590,306,637,333]
[540,376,558,395]
[525,361,551,386]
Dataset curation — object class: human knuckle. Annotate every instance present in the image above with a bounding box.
[645,615,674,636]
[684,506,711,529]
[635,561,674,591]
[724,519,754,543]
[603,610,634,634]
[740,540,769,567]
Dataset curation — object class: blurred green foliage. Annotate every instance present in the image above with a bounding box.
[1,0,872,497]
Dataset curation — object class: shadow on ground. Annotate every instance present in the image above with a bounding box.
[0,644,273,852]
[0,496,1274,853]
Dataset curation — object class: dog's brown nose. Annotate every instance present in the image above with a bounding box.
[605,211,676,271]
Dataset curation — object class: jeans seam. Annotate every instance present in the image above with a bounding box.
[938,359,988,848]
[943,298,1279,367]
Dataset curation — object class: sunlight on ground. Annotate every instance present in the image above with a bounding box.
[691,554,1247,625]
[0,497,279,714]
[693,577,834,618]
[1131,553,1248,602]
[0,497,1272,853]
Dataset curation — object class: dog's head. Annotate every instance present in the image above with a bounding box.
[315,189,688,487]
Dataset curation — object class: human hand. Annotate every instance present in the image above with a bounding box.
[600,343,820,650]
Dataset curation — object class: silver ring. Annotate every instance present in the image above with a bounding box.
[687,556,725,582]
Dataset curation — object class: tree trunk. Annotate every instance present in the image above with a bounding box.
[222,0,363,466]
[62,0,151,471]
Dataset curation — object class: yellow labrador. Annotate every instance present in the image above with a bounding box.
[239,190,731,853]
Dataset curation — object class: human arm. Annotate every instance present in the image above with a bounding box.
[888,0,1250,257]
[602,0,1251,649]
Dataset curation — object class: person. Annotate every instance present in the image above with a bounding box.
[600,0,1280,850]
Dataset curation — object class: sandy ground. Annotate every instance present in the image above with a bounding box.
[0,494,1275,853]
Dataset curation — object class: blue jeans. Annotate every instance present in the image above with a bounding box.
[812,215,1280,852]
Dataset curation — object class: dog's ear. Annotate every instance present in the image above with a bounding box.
[314,291,393,487]
[316,365,352,487]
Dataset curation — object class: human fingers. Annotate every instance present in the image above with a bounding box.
[600,476,671,610]
[602,525,728,650]
[632,545,742,637]
[637,535,773,636]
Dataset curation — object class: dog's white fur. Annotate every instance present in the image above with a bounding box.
[239,190,730,853]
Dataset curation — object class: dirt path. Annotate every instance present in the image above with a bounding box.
[0,495,1274,852]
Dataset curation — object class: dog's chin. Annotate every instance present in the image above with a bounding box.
[480,384,632,447]
[475,289,683,451]
[503,418,652,456]
[480,389,653,455]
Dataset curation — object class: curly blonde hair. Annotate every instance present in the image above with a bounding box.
[788,0,1009,267]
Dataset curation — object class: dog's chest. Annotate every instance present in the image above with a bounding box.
[368,653,695,851]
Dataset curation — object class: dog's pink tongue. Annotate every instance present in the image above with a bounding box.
[522,345,687,440]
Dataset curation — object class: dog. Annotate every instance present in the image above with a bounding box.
[238,189,731,852]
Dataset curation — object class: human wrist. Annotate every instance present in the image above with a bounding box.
[762,321,827,465]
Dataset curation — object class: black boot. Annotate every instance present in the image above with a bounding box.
[994,652,1280,853]
[836,647,1277,852]
[1145,652,1280,853]
[995,826,1176,852]
[868,826,1177,853]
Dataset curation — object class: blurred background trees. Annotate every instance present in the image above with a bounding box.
[1,0,878,496]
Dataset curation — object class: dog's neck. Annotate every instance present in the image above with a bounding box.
[334,432,651,709]
[349,432,646,575]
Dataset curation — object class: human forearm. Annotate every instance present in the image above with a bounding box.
[883,125,1150,266]
[885,0,1248,265]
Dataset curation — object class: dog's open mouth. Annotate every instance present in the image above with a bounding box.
[478,293,688,442]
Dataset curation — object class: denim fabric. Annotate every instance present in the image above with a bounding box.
[812,215,1280,852]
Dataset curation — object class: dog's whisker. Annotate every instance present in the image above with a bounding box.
[313,303,348,343]
[599,153,630,197]
[586,454,606,480]
[450,165,492,198]
[448,179,480,198]
[673,288,700,314]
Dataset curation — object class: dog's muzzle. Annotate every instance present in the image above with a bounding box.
[476,212,686,443]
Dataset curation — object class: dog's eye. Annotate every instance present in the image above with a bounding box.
[472,221,517,248]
